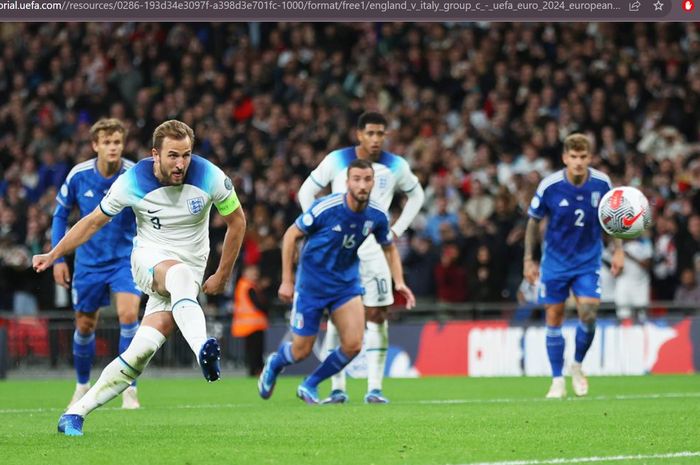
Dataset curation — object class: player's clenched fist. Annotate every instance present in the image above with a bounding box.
[278,281,294,303]
[33,253,55,273]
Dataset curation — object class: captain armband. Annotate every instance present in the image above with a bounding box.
[215,192,241,216]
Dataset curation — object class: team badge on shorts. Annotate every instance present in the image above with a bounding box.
[187,197,205,214]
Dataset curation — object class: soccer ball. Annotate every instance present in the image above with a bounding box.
[598,186,652,239]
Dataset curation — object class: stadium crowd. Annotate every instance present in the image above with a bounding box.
[1,22,700,316]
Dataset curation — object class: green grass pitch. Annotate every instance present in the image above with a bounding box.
[1,375,699,465]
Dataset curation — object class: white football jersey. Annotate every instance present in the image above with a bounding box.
[305,146,419,257]
[100,155,240,266]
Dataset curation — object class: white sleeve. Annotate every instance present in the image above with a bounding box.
[299,153,337,211]
[298,176,324,211]
[391,182,425,237]
[99,172,132,217]
[396,159,420,193]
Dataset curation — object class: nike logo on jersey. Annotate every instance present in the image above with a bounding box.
[332,224,342,232]
[84,190,94,198]
[147,209,163,214]
[559,199,569,207]
[622,210,644,227]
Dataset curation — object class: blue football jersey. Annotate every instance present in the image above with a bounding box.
[52,158,136,268]
[294,193,392,296]
[528,168,612,279]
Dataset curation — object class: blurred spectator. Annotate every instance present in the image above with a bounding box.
[673,268,700,313]
[613,236,653,321]
[231,265,269,376]
[434,242,468,303]
[404,234,439,298]
[425,195,459,246]
[652,215,678,300]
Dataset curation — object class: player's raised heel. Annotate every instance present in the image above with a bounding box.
[199,338,221,382]
[296,383,320,405]
[570,362,589,397]
[57,414,84,436]
[545,376,567,399]
[364,389,389,404]
[321,389,349,404]
[258,354,280,399]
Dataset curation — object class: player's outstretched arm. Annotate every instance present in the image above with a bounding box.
[523,217,541,284]
[382,243,416,309]
[610,238,625,277]
[202,206,247,295]
[33,207,111,273]
[278,224,305,303]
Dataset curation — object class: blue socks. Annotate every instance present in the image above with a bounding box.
[546,326,565,377]
[120,322,140,386]
[304,347,354,388]
[574,321,596,363]
[72,330,95,384]
[268,342,356,389]
[119,322,139,354]
[269,342,296,374]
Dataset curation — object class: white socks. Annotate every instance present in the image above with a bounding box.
[366,321,388,392]
[66,326,166,417]
[166,263,207,359]
[326,319,389,393]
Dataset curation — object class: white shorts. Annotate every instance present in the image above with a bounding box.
[614,279,650,308]
[359,251,394,307]
[131,246,206,316]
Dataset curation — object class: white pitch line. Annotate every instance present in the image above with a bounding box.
[1,391,699,414]
[456,451,700,465]
[415,391,700,405]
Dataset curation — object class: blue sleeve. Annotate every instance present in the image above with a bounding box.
[528,190,548,219]
[51,175,77,264]
[373,212,393,246]
[295,211,319,235]
[294,198,327,234]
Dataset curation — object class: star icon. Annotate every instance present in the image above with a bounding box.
[654,0,664,10]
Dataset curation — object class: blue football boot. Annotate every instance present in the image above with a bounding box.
[57,414,84,436]
[364,389,389,404]
[296,383,320,405]
[199,338,221,382]
[258,354,281,399]
[320,389,349,404]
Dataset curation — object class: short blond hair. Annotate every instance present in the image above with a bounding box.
[563,133,591,153]
[152,120,195,151]
[90,118,126,142]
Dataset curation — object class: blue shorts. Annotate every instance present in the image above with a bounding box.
[71,260,141,313]
[289,289,362,337]
[537,270,600,305]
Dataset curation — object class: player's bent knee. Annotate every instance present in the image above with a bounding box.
[76,312,98,333]
[341,338,363,357]
[579,303,598,325]
[164,263,198,296]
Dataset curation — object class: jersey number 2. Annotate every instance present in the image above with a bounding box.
[574,209,584,227]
